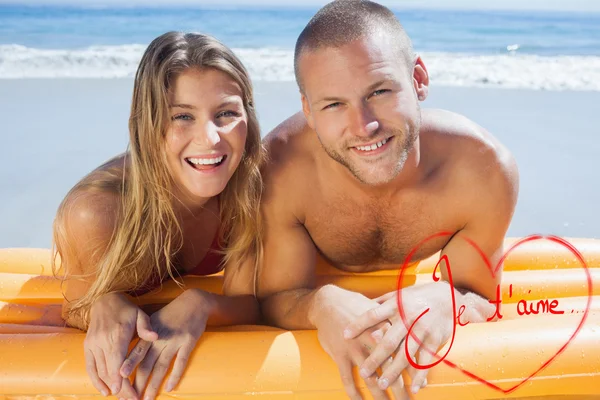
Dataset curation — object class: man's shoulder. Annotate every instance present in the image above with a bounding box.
[423,108,516,175]
[262,112,317,213]
[262,111,316,179]
[264,111,313,158]
[423,108,519,212]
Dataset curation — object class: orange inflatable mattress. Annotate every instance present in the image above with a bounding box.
[0,236,599,399]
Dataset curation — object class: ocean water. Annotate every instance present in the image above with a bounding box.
[1,5,600,90]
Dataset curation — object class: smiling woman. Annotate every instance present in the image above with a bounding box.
[49,31,265,400]
[165,68,249,200]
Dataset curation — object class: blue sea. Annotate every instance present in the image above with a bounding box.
[1,5,600,90]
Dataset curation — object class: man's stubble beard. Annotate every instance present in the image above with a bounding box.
[317,122,419,186]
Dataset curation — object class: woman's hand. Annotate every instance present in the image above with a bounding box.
[120,289,212,400]
[84,292,158,399]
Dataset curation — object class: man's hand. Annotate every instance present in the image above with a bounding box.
[343,282,495,395]
[312,285,414,400]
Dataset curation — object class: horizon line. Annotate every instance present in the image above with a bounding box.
[1,1,600,14]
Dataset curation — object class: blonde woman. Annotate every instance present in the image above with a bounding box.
[52,31,263,400]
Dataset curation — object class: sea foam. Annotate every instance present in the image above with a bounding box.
[1,44,599,91]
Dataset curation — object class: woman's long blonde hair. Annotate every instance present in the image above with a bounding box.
[52,32,264,327]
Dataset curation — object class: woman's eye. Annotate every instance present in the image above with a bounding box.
[216,110,240,118]
[172,114,193,121]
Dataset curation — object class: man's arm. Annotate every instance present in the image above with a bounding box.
[256,178,397,399]
[254,122,342,330]
[256,184,323,329]
[440,129,519,304]
[341,123,519,396]
[203,253,266,327]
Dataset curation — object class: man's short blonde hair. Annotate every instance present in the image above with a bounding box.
[294,0,415,91]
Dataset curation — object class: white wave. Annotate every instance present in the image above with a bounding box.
[420,52,600,92]
[1,44,600,91]
[0,44,295,81]
[0,44,147,78]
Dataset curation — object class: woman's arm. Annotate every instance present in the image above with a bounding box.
[122,252,262,399]
[55,189,122,328]
[54,189,149,399]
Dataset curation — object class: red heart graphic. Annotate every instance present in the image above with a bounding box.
[395,232,593,394]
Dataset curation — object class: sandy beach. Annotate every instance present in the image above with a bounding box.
[0,78,598,248]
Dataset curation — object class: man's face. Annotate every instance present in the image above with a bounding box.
[299,32,427,186]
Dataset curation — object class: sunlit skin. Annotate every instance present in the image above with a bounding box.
[258,27,518,400]
[300,30,428,189]
[64,67,257,400]
[166,67,248,212]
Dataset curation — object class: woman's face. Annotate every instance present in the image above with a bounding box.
[165,67,248,204]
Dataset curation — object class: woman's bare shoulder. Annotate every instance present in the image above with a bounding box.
[56,154,128,272]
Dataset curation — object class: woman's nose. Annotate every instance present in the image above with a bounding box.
[194,120,221,147]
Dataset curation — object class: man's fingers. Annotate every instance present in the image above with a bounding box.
[166,343,195,392]
[337,357,363,400]
[344,304,394,340]
[378,333,421,389]
[371,320,392,343]
[85,348,110,396]
[350,347,389,400]
[373,292,395,304]
[360,323,408,379]
[371,329,384,343]
[461,292,496,322]
[137,311,159,342]
[409,337,439,395]
[381,356,407,400]
[388,374,409,400]
[363,373,390,400]
[405,360,417,388]
[388,377,409,400]
[121,339,152,378]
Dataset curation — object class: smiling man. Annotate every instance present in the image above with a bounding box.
[256,1,519,399]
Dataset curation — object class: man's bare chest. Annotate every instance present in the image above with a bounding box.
[304,194,456,271]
